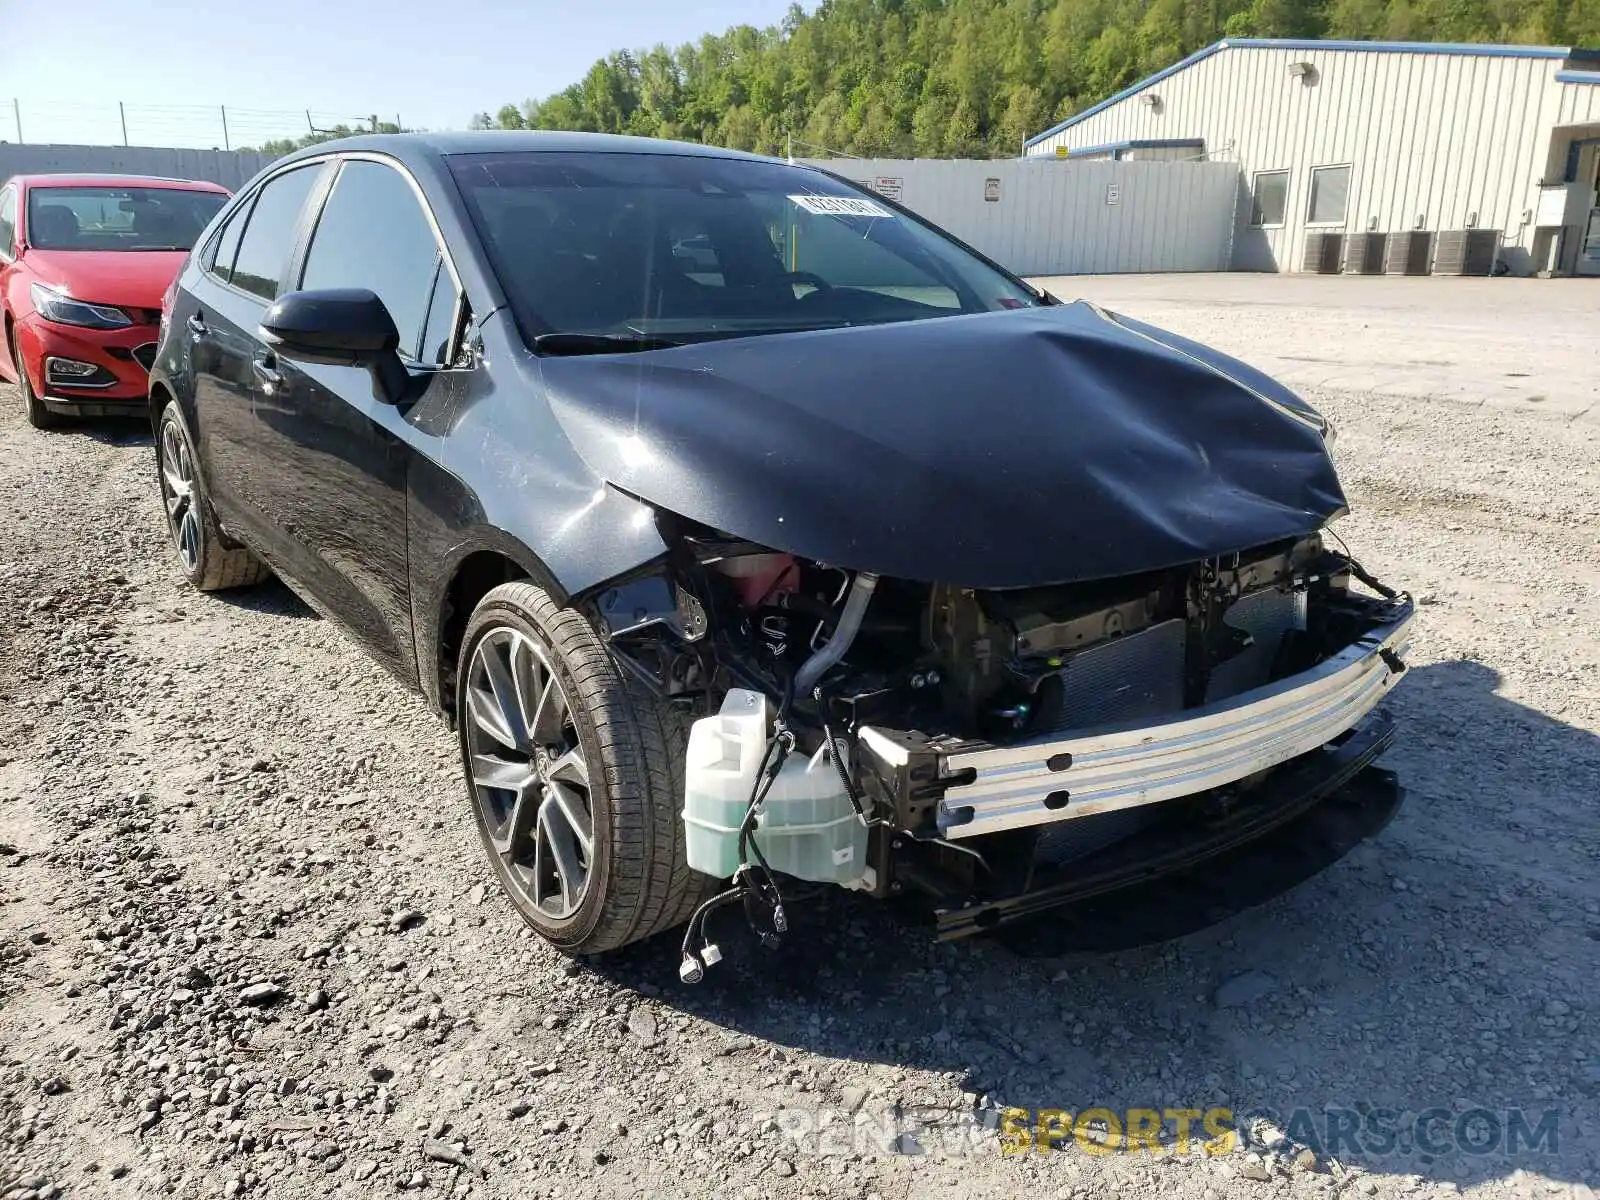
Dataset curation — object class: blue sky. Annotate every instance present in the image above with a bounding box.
[0,0,801,148]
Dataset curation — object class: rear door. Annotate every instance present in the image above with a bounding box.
[184,162,327,531]
[244,155,466,683]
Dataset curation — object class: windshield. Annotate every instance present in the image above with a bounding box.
[447,151,1042,347]
[26,186,227,252]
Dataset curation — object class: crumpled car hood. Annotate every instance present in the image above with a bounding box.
[538,301,1346,589]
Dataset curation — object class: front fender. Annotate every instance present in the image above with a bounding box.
[408,448,671,713]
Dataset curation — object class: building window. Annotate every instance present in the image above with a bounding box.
[1250,171,1289,227]
[1307,164,1352,225]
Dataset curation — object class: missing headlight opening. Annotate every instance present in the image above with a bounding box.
[588,520,1413,979]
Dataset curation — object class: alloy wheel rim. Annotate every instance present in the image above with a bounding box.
[463,627,594,920]
[158,422,202,572]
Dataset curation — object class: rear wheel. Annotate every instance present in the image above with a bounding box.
[12,330,61,430]
[457,581,709,954]
[155,403,271,591]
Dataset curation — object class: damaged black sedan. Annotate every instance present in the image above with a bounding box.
[148,132,1413,974]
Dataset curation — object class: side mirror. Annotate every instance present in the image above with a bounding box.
[260,288,410,403]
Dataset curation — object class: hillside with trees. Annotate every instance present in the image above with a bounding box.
[471,0,1600,158]
[240,120,404,156]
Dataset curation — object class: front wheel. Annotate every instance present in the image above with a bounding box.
[13,334,60,430]
[457,581,709,954]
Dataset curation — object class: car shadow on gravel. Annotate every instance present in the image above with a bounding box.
[212,577,319,620]
[588,657,1598,1194]
[63,416,152,445]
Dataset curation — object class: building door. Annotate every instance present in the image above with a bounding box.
[1579,146,1600,277]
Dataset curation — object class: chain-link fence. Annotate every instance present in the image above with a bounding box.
[1,101,401,152]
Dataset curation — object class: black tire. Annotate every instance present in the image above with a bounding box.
[155,402,271,592]
[457,580,710,954]
[12,329,61,430]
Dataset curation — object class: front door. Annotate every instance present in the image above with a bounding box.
[186,163,326,530]
[244,156,465,685]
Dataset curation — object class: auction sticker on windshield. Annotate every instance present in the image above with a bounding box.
[789,194,893,218]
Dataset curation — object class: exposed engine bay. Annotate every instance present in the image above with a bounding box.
[587,515,1412,979]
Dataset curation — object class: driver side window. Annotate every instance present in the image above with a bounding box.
[300,159,456,364]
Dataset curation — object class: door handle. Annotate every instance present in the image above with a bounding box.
[252,353,283,393]
[186,313,207,340]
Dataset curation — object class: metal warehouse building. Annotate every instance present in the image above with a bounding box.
[1024,39,1600,276]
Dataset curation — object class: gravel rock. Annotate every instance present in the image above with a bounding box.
[1214,970,1279,1008]
[1238,1153,1275,1181]
[627,1008,660,1045]
[239,982,283,1006]
[420,1137,475,1172]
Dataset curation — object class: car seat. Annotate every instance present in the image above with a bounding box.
[596,205,710,326]
[29,204,80,248]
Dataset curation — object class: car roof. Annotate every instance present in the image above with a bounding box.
[274,130,781,169]
[7,173,230,192]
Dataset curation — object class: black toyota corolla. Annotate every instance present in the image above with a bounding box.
[149,132,1412,976]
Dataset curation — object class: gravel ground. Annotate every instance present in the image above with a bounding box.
[2,277,1598,1200]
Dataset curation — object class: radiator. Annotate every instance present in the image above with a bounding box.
[1031,588,1304,867]
[1035,619,1185,864]
[1207,587,1307,703]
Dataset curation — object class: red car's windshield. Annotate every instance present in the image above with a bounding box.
[26,186,227,252]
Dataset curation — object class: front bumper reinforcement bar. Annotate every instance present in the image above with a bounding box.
[934,710,1402,938]
[933,600,1414,839]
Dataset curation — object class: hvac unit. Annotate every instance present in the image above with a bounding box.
[1301,231,1344,274]
[1384,230,1434,275]
[1432,229,1501,276]
[1342,231,1387,274]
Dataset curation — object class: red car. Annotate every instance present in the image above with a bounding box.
[0,173,230,428]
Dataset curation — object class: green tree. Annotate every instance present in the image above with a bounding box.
[246,121,404,156]
[481,0,1567,160]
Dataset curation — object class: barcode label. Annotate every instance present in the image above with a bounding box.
[788,194,893,219]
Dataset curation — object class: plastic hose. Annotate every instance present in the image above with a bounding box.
[793,571,878,698]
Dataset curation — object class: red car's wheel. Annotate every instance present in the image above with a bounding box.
[10,326,60,430]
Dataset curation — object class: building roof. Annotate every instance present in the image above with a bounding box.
[1024,38,1600,149]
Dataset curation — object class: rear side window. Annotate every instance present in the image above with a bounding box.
[300,159,448,362]
[204,201,249,283]
[230,165,321,302]
[0,186,15,259]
